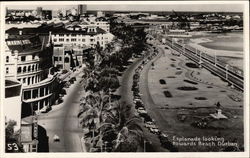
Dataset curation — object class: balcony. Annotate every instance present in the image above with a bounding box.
[17,69,43,77]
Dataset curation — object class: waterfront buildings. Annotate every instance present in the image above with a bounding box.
[5,29,59,118]
[51,25,114,48]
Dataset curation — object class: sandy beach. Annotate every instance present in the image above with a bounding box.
[187,37,243,70]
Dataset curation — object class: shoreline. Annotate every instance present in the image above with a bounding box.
[187,35,243,70]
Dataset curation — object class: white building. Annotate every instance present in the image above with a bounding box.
[97,11,105,17]
[5,30,59,117]
[51,26,114,48]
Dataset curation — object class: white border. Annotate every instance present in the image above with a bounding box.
[0,1,249,158]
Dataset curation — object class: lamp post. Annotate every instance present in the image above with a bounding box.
[143,140,151,152]
[182,44,185,55]
[104,141,108,152]
[225,64,229,81]
[214,51,217,66]
[199,51,202,68]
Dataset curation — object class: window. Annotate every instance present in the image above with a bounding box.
[59,34,64,37]
[59,57,62,61]
[27,77,30,85]
[32,89,38,98]
[24,91,31,100]
[32,55,35,60]
[53,39,57,42]
[71,34,76,37]
[40,88,44,97]
[21,56,26,61]
[82,39,85,42]
[66,39,69,42]
[6,56,9,63]
[23,66,27,73]
[23,78,26,83]
[65,57,70,63]
[59,38,64,42]
[71,38,76,42]
[28,66,31,72]
[54,57,58,61]
[6,67,9,74]
[17,67,22,73]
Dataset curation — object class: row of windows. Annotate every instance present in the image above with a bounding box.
[54,56,70,63]
[58,34,79,37]
[17,64,40,74]
[54,36,105,41]
[17,72,48,86]
[19,55,37,62]
[18,74,41,86]
[6,56,9,63]
[23,86,51,100]
[54,38,87,42]
[6,39,31,46]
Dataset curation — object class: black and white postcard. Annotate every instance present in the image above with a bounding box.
[0,1,249,158]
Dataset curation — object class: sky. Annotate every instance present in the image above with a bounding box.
[6,3,244,13]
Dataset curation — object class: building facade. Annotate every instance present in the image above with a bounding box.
[5,31,59,117]
[78,4,87,15]
[51,26,114,48]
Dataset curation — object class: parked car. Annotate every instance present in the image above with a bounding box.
[53,134,60,142]
[137,107,147,114]
[149,127,160,134]
[145,121,156,128]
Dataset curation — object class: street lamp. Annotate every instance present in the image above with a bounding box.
[214,51,217,66]
[199,51,202,68]
[104,141,108,152]
[143,140,151,152]
[182,44,185,55]
[225,64,229,81]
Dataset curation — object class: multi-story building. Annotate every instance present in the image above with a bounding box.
[53,44,90,70]
[5,29,59,117]
[78,4,87,15]
[51,26,114,48]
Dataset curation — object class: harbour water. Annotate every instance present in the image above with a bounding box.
[199,32,243,52]
[188,32,243,70]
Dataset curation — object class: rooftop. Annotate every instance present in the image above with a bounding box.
[5,35,43,54]
[6,22,107,36]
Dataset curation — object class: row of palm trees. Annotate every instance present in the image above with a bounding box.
[77,23,147,152]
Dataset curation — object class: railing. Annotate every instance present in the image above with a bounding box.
[164,37,244,91]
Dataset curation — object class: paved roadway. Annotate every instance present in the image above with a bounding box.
[118,47,168,152]
[38,70,86,152]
